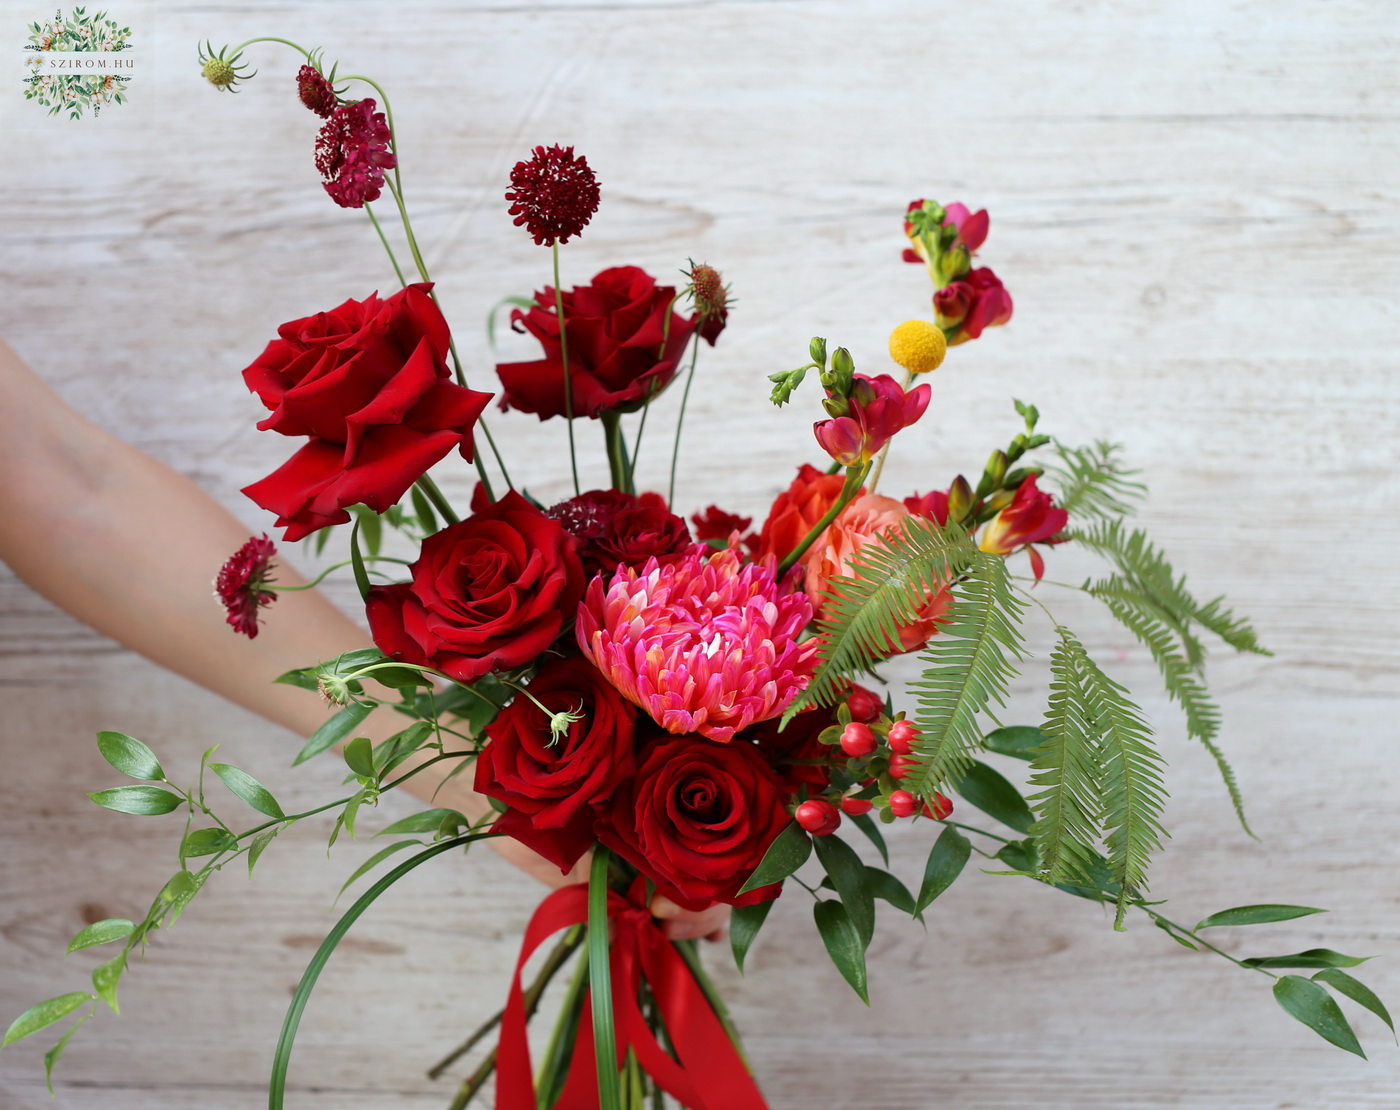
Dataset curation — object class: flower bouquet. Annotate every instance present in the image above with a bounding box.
[4,33,1393,1110]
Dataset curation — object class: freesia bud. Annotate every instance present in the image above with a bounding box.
[947,475,974,522]
[937,244,972,285]
[934,281,973,328]
[984,449,1008,488]
[984,488,1016,515]
[829,346,855,394]
[809,336,828,366]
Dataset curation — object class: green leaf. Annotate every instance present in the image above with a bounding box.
[1273,974,1365,1057]
[377,807,468,836]
[1195,904,1328,931]
[353,504,383,559]
[847,811,889,866]
[813,900,869,1004]
[293,700,373,765]
[738,821,812,894]
[368,665,432,689]
[247,828,280,875]
[343,736,376,778]
[915,825,971,915]
[1313,969,1396,1038]
[993,839,1040,872]
[812,834,875,948]
[865,867,916,915]
[410,484,438,536]
[730,899,774,975]
[180,827,234,859]
[338,840,423,897]
[1154,919,1199,950]
[2,993,94,1047]
[349,516,371,601]
[42,1011,91,1094]
[983,725,1046,761]
[87,785,182,816]
[161,869,202,926]
[66,918,134,955]
[951,760,1035,835]
[208,763,284,819]
[91,953,124,1013]
[1243,949,1372,970]
[95,731,163,781]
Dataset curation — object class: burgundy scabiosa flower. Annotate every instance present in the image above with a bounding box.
[576,547,819,743]
[296,64,336,118]
[504,144,600,246]
[216,535,278,638]
[688,261,729,345]
[314,99,397,208]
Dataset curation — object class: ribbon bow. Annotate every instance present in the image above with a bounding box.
[495,879,769,1109]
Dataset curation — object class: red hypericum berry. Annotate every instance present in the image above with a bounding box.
[794,799,841,836]
[845,686,883,723]
[840,722,877,758]
[922,793,954,820]
[889,753,918,779]
[889,790,918,818]
[215,534,278,638]
[887,719,921,755]
[296,64,336,117]
[504,144,600,247]
[840,797,873,816]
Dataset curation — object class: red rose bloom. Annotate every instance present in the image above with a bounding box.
[366,491,585,683]
[598,733,793,911]
[756,463,862,564]
[496,266,698,420]
[475,657,636,871]
[241,284,491,541]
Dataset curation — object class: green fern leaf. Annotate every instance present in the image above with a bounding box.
[1044,440,1145,521]
[1192,595,1273,656]
[905,554,1027,792]
[783,517,978,721]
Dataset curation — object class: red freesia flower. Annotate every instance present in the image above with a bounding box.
[979,474,1068,580]
[904,489,951,525]
[814,373,931,468]
[296,64,335,117]
[597,732,793,910]
[313,99,397,208]
[504,144,600,247]
[942,201,990,252]
[241,284,491,541]
[366,491,585,683]
[935,266,1014,344]
[496,266,698,420]
[215,535,277,638]
[475,657,637,872]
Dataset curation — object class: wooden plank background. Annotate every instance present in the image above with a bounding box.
[2,1,1398,1107]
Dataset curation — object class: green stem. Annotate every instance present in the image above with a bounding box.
[672,940,751,1068]
[268,833,496,1110]
[446,1045,497,1110]
[865,369,916,495]
[553,243,581,496]
[628,402,650,496]
[666,334,703,507]
[601,411,629,493]
[414,474,459,526]
[228,36,313,60]
[775,462,871,577]
[588,848,622,1110]
[271,555,412,593]
[364,203,408,287]
[536,942,591,1107]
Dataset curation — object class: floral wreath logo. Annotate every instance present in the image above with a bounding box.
[23,6,133,120]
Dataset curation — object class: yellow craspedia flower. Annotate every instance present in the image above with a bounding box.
[888,319,947,375]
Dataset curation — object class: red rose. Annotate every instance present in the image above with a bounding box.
[366,491,585,682]
[547,489,693,576]
[756,463,862,564]
[598,733,792,911]
[496,266,698,419]
[475,657,637,871]
[241,284,491,541]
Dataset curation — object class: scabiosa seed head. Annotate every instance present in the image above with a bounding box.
[215,535,278,638]
[296,64,336,117]
[504,144,600,247]
[197,41,254,92]
[202,56,236,87]
[687,261,730,346]
[314,98,397,208]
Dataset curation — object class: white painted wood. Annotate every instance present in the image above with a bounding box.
[3,1,1398,1106]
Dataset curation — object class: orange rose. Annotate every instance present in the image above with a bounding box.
[805,494,950,653]
[757,463,862,564]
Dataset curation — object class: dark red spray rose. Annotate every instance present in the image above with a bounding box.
[475,657,636,871]
[598,733,793,911]
[496,266,698,420]
[366,491,584,683]
[547,489,693,575]
[743,706,838,796]
[241,284,491,541]
[690,505,759,555]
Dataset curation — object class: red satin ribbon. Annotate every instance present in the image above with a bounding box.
[495,880,769,1110]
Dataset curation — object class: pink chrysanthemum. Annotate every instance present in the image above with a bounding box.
[314,99,397,209]
[576,547,818,743]
[296,64,336,118]
[215,535,278,638]
[504,144,600,246]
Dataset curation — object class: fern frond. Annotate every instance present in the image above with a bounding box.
[1027,637,1106,886]
[783,516,978,721]
[905,553,1027,792]
[1044,440,1145,521]
[1192,595,1273,656]
[1066,630,1169,928]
